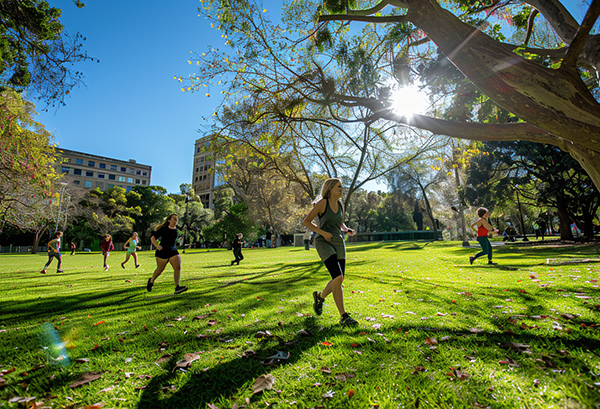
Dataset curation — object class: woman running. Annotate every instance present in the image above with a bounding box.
[147,214,188,295]
[469,207,499,265]
[303,178,358,326]
[100,234,114,271]
[121,232,141,269]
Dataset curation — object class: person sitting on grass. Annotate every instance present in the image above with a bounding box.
[40,231,63,274]
[469,207,499,266]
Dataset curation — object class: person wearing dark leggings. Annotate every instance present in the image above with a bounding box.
[469,207,499,265]
[303,178,358,327]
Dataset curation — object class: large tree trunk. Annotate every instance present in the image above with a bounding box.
[31,226,49,255]
[555,199,574,241]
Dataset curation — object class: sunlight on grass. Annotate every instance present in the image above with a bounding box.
[1,242,599,408]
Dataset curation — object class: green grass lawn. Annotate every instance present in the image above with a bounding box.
[1,241,600,408]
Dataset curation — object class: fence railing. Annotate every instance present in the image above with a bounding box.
[347,230,442,243]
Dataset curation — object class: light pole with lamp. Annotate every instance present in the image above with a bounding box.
[181,195,190,253]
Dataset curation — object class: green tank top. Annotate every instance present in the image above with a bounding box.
[318,199,343,235]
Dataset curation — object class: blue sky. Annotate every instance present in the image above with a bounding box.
[35,0,230,194]
[34,0,588,195]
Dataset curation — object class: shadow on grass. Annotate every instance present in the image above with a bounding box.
[136,316,358,408]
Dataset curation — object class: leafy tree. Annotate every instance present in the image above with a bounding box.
[202,202,256,248]
[0,0,92,106]
[465,141,600,239]
[375,192,415,232]
[0,89,60,238]
[126,185,177,241]
[192,0,600,194]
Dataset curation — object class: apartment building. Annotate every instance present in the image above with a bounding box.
[192,137,215,209]
[56,148,152,192]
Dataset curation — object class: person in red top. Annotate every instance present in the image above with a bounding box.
[469,207,499,265]
[100,234,115,271]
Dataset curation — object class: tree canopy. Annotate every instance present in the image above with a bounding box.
[0,0,92,106]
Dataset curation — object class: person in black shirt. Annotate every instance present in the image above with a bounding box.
[231,233,245,265]
[147,214,188,295]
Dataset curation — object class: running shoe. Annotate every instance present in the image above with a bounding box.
[488,261,498,265]
[174,285,188,295]
[135,264,140,268]
[57,269,63,273]
[469,256,475,265]
[121,263,125,269]
[40,269,47,274]
[340,313,358,327]
[147,278,153,292]
[313,291,324,316]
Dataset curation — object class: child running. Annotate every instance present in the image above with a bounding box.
[303,178,358,326]
[469,207,499,265]
[121,232,141,269]
[147,214,188,295]
[100,234,114,271]
[40,231,63,274]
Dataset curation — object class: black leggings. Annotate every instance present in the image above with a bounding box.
[323,255,345,279]
[44,253,62,270]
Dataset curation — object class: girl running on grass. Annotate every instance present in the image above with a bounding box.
[100,234,114,271]
[40,231,63,274]
[121,232,141,269]
[147,214,188,295]
[469,207,499,266]
[303,178,358,327]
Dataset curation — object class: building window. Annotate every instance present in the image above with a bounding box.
[88,160,95,167]
[127,177,133,183]
[195,168,199,173]
[108,184,115,189]
[142,180,147,185]
[73,180,80,185]
[99,163,106,169]
[121,167,126,172]
[135,179,140,184]
[110,165,117,171]
[85,171,93,177]
[118,176,126,182]
[98,173,105,179]
[195,177,198,182]
[108,174,116,180]
[75,158,83,165]
[73,169,82,175]
[136,170,141,175]
[129,168,134,174]
[200,157,205,162]
[84,180,92,188]
[61,166,70,174]
[197,147,201,153]
[142,171,147,176]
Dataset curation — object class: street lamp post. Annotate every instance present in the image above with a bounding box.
[55,182,68,234]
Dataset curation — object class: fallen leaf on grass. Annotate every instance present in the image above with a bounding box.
[75,358,90,364]
[93,320,105,326]
[192,314,212,321]
[97,385,115,394]
[448,367,470,380]
[469,328,483,333]
[348,389,355,397]
[425,337,438,346]
[69,371,103,388]
[320,341,333,346]
[411,367,426,374]
[252,373,275,394]
[175,352,201,368]
[266,351,290,360]
[322,390,335,398]
[334,373,356,382]
[320,367,331,374]
[0,377,5,387]
[561,313,576,320]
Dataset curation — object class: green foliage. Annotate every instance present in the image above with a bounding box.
[0,0,92,106]
[203,202,256,244]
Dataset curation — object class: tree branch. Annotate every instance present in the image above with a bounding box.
[561,0,600,70]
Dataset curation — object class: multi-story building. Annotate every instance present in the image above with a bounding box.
[56,148,152,192]
[192,137,216,209]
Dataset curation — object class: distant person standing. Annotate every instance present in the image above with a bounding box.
[231,233,245,265]
[121,232,141,269]
[147,214,188,295]
[469,207,499,265]
[265,227,273,248]
[70,242,76,255]
[100,234,115,271]
[412,203,424,231]
[304,178,358,327]
[40,231,63,274]
[303,228,311,250]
